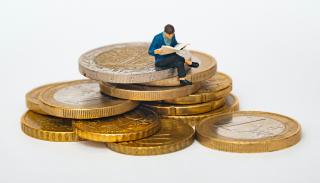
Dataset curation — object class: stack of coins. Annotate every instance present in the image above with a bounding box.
[141,72,238,127]
[21,42,301,154]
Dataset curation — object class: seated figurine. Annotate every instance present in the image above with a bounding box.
[148,24,199,86]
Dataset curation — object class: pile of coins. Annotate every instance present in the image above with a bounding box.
[21,42,301,155]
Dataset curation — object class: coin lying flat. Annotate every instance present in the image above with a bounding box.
[196,111,301,153]
[21,111,80,142]
[162,94,240,126]
[100,82,201,101]
[39,80,139,119]
[141,50,217,86]
[141,97,225,116]
[107,118,195,155]
[25,82,65,115]
[164,72,232,104]
[73,107,160,142]
[79,42,191,84]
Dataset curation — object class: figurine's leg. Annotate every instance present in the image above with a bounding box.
[176,50,199,68]
[155,54,192,85]
[155,54,176,67]
[174,59,187,78]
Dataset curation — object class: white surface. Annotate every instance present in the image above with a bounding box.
[1,0,319,183]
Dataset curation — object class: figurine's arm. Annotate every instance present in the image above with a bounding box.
[148,36,160,56]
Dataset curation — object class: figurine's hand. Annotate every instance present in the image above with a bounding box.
[154,49,162,55]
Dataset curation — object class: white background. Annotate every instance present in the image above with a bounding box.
[1,0,319,183]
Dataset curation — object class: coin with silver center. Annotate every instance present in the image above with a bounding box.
[39,80,139,119]
[196,111,301,153]
[25,82,66,115]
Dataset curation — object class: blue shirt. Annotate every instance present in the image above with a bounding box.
[148,32,178,63]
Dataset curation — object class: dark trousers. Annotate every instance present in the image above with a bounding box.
[155,53,186,78]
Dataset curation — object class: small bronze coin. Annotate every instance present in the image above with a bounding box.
[107,118,195,155]
[73,106,160,142]
[21,111,80,142]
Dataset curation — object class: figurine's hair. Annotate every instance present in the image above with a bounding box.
[164,24,175,34]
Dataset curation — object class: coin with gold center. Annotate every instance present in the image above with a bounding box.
[196,111,301,153]
[162,94,239,126]
[141,50,217,86]
[39,80,139,119]
[100,82,201,101]
[164,72,232,104]
[107,118,195,155]
[21,111,81,142]
[79,42,192,83]
[73,106,160,142]
[141,97,225,116]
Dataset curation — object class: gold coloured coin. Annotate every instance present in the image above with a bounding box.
[79,42,191,83]
[142,50,217,86]
[39,80,139,119]
[196,111,301,153]
[141,97,225,116]
[162,94,240,126]
[100,82,201,101]
[25,82,65,115]
[21,111,80,142]
[164,72,232,104]
[107,118,195,155]
[73,106,160,142]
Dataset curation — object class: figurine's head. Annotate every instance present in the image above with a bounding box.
[164,24,175,39]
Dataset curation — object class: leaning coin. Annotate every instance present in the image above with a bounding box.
[107,118,194,155]
[25,82,65,115]
[39,80,139,119]
[73,106,160,142]
[196,111,301,153]
[100,82,201,101]
[142,97,225,116]
[141,50,217,86]
[21,111,80,142]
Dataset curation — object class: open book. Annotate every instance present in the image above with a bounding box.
[158,43,190,55]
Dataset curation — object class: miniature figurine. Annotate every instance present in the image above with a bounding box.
[148,24,199,86]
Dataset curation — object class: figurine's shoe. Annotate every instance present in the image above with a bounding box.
[179,79,192,86]
[189,62,199,68]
